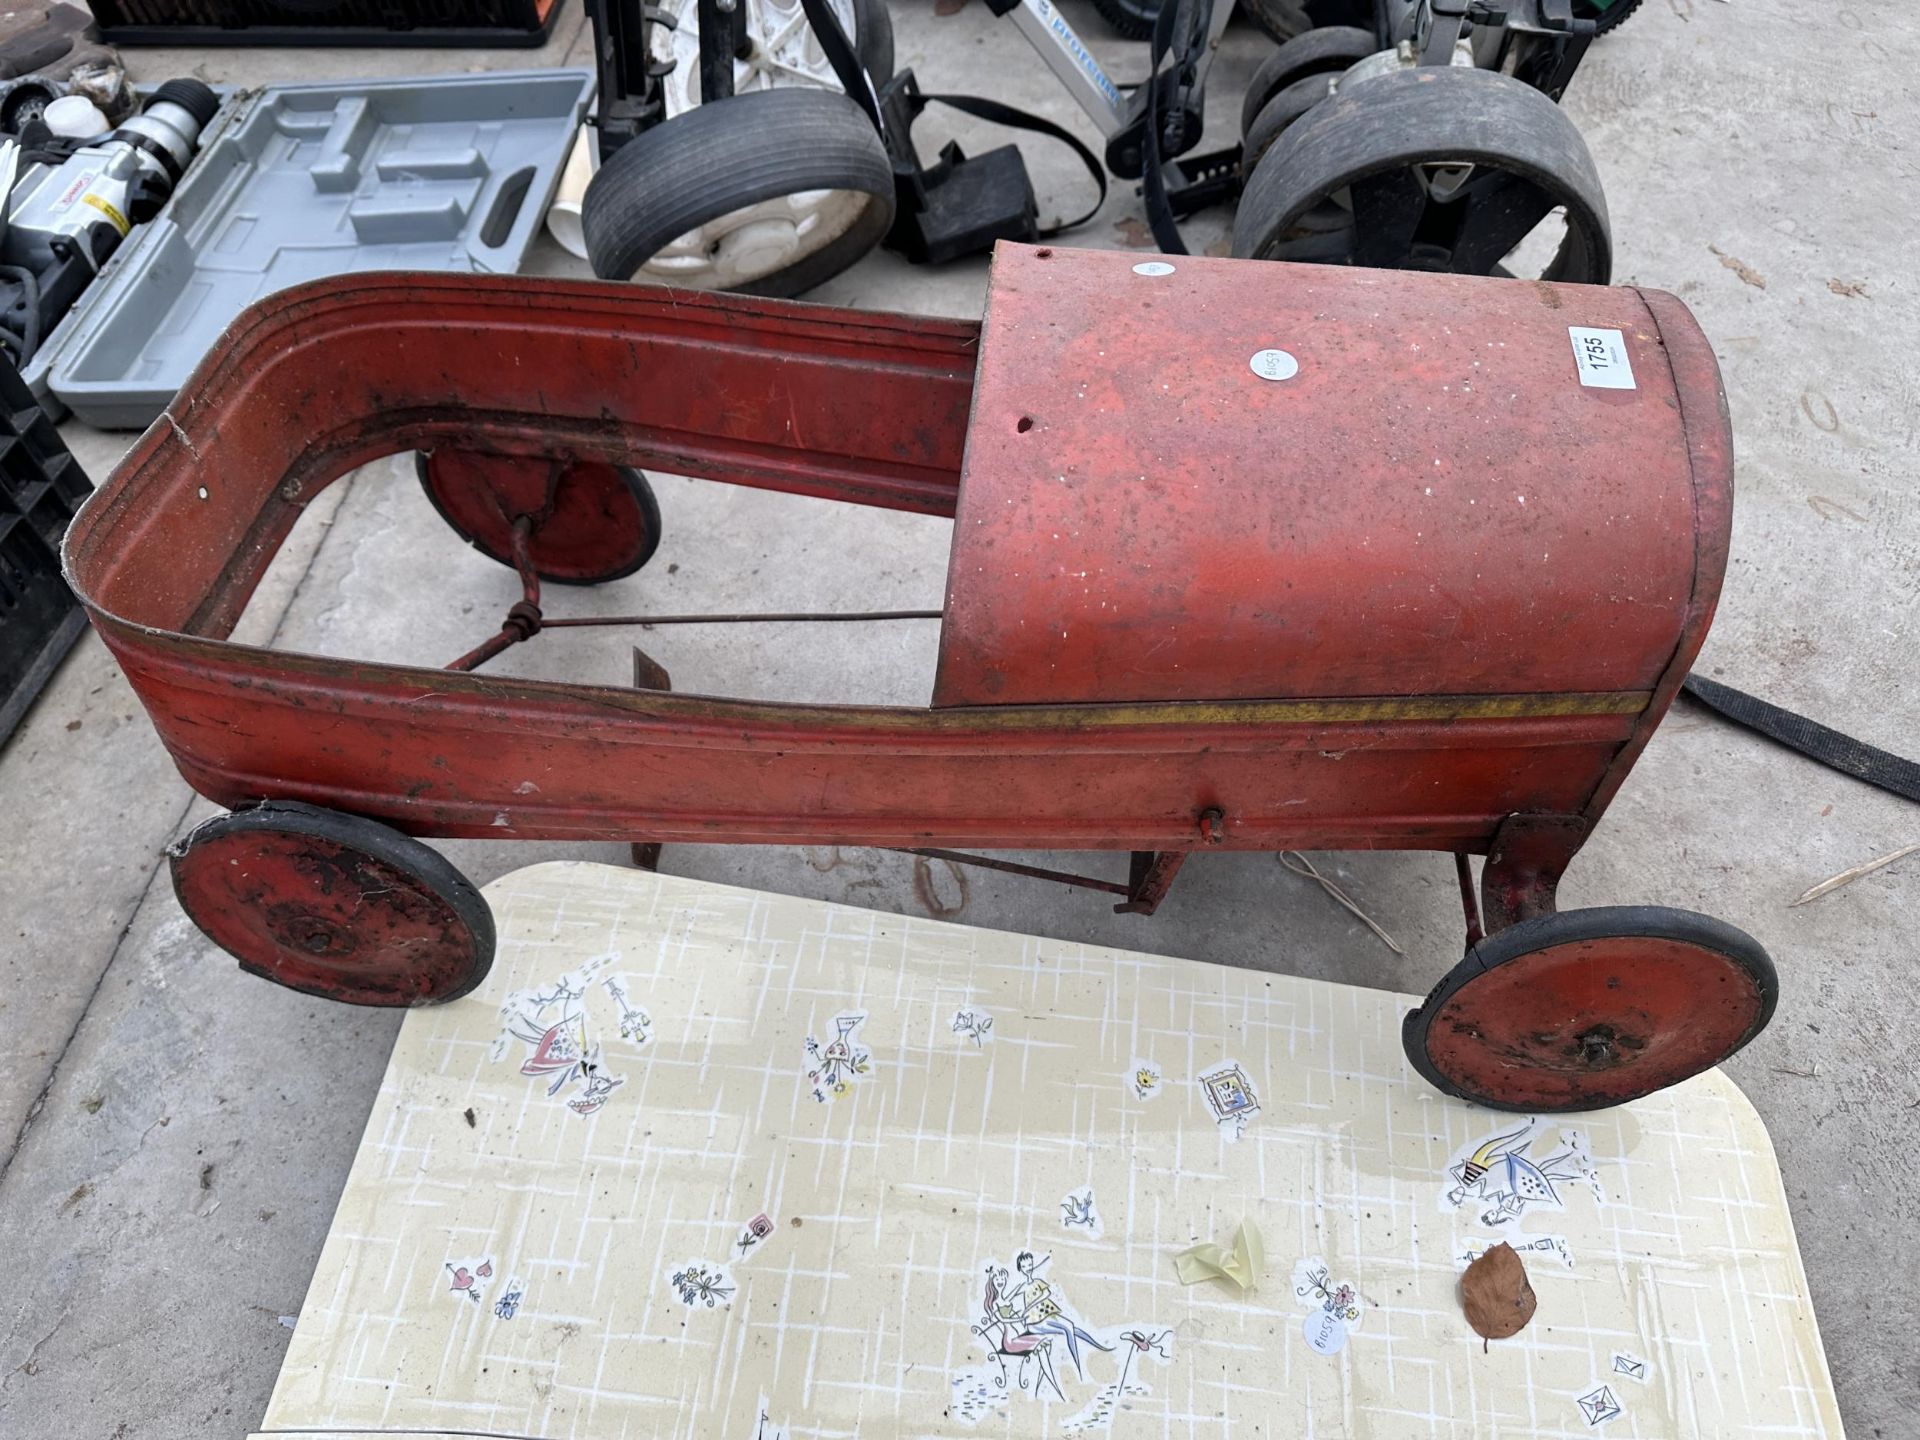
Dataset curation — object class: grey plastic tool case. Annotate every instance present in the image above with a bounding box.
[28,68,593,429]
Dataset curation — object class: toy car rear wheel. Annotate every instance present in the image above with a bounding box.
[170,801,495,1008]
[416,452,663,586]
[1403,905,1777,1112]
[1240,26,1378,139]
[1232,65,1612,282]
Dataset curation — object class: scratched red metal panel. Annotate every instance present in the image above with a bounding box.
[94,621,1632,851]
[934,244,1719,707]
[68,274,980,638]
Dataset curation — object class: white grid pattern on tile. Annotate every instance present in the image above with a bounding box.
[258,862,1842,1440]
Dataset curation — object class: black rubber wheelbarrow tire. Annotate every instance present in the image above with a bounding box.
[1232,64,1613,283]
[1239,24,1378,138]
[582,88,896,299]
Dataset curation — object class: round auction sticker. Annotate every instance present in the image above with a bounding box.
[1303,1310,1348,1356]
[1250,348,1300,381]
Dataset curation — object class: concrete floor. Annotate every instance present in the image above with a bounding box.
[0,0,1915,1434]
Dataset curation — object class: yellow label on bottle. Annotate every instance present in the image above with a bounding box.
[81,192,131,236]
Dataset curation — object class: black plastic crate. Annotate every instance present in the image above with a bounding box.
[0,359,91,746]
[91,0,564,48]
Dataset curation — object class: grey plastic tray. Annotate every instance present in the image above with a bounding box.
[34,68,593,429]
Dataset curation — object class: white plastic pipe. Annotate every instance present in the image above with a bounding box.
[545,126,595,260]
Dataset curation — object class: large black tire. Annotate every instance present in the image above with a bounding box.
[1239,72,1335,175]
[1089,0,1159,40]
[1238,0,1313,43]
[1578,0,1642,33]
[1232,64,1612,283]
[853,0,896,84]
[582,88,895,298]
[1239,25,1378,138]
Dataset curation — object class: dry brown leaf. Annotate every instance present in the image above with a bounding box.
[933,0,967,15]
[1827,278,1868,299]
[1460,1242,1537,1341]
[1111,217,1154,249]
[1708,245,1766,290]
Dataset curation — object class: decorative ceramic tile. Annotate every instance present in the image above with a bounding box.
[256,862,1842,1440]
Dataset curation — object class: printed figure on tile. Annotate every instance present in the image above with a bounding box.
[1130,1060,1162,1101]
[490,951,649,1117]
[957,1249,1170,1431]
[1062,1327,1174,1433]
[1291,1256,1364,1356]
[1442,1119,1604,1226]
[493,1277,525,1320]
[1198,1061,1260,1140]
[1577,1383,1625,1427]
[805,1010,872,1102]
[951,1006,994,1047]
[1059,1187,1101,1238]
[669,1260,736,1308]
[737,1212,774,1257]
[444,1257,492,1304]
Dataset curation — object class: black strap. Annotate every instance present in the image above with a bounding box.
[797,0,1103,238]
[912,92,1108,237]
[1682,674,1920,804]
[1140,0,1215,254]
[798,0,886,133]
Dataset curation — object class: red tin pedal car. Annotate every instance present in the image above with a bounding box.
[65,243,1776,1112]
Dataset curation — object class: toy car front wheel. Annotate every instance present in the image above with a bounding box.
[169,801,495,1008]
[1403,905,1778,1112]
[582,88,895,298]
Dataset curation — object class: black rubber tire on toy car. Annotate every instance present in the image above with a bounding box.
[582,88,896,299]
[1239,25,1378,139]
[170,800,496,1008]
[1401,905,1777,1112]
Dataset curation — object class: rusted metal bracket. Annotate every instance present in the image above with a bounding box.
[447,515,544,673]
[1455,851,1485,948]
[1114,850,1188,915]
[1479,812,1591,934]
[630,645,674,872]
[1114,808,1224,914]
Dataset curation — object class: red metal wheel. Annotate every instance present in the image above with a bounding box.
[416,451,662,585]
[1403,906,1777,1112]
[168,801,495,1008]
